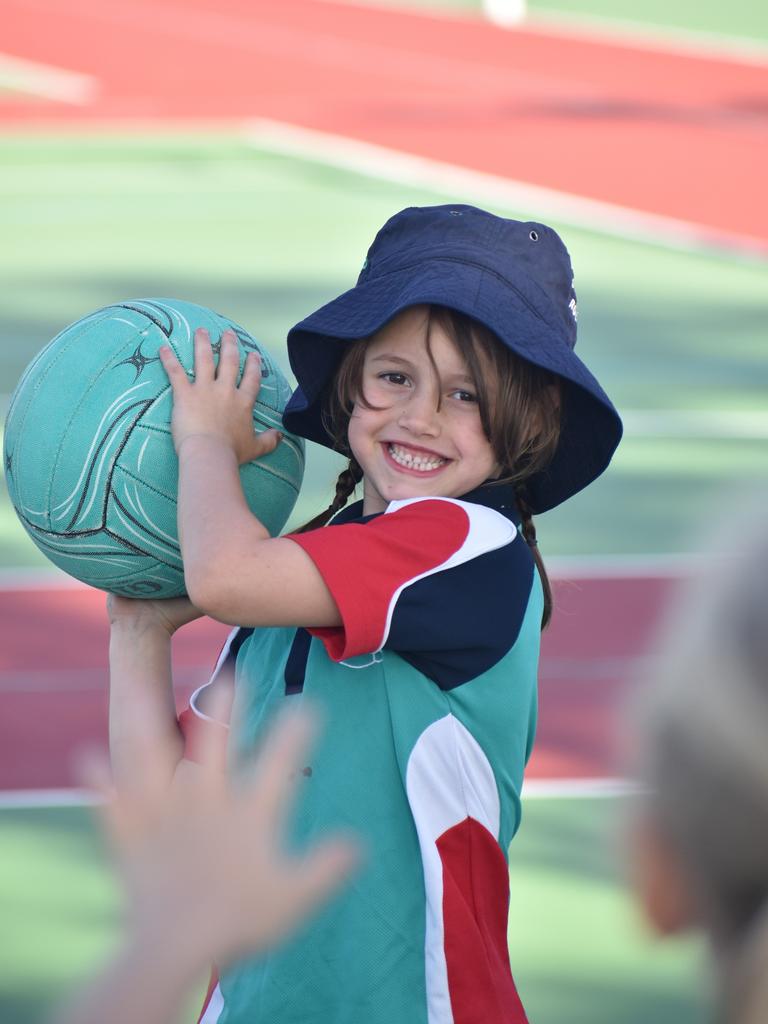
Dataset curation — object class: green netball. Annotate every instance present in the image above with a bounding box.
[3,299,305,597]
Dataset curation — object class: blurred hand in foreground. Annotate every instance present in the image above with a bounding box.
[54,691,360,1024]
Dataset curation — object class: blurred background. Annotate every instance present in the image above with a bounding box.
[1,1,766,1021]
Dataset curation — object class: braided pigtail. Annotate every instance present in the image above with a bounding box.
[295,459,363,534]
[516,488,553,630]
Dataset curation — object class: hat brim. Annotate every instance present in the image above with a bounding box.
[284,259,622,514]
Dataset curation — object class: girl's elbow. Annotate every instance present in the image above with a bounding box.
[184,565,231,622]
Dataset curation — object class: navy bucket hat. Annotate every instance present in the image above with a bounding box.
[283,204,622,514]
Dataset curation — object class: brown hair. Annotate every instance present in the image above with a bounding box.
[296,305,562,628]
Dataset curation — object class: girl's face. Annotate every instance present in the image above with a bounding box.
[347,305,501,515]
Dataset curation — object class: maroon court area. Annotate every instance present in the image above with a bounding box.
[0,574,678,789]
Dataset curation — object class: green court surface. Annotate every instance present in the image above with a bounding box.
[0,797,706,1024]
[364,0,768,45]
[1,133,766,567]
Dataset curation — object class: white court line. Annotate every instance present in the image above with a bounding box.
[622,409,768,439]
[4,404,768,437]
[243,118,768,262]
[331,0,768,66]
[522,777,640,799]
[0,53,98,105]
[524,10,768,67]
[0,788,97,809]
[0,779,638,809]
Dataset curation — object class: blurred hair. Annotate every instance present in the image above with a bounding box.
[631,495,768,1024]
[297,305,562,628]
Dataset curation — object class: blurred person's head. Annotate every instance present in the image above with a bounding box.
[628,498,768,1024]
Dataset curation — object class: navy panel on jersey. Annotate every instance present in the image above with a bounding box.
[289,490,534,689]
[386,536,534,689]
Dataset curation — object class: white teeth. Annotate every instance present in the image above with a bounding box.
[388,443,446,471]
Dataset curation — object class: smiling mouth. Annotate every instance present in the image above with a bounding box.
[386,442,449,472]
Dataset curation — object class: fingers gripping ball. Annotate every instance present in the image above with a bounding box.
[3,299,305,597]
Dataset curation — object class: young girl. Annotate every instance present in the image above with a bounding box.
[109,204,622,1024]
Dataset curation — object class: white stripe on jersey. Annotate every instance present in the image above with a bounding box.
[198,983,224,1023]
[188,626,241,724]
[379,497,517,650]
[405,714,501,1024]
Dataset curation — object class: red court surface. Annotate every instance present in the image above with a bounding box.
[2,0,767,247]
[0,573,680,789]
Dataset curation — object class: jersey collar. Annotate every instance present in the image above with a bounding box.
[331,481,521,527]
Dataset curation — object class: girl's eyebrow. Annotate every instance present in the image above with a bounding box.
[368,354,415,368]
[369,353,474,384]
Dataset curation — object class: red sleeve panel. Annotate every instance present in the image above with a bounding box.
[288,498,470,660]
[288,497,518,665]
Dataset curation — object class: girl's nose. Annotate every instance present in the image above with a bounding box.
[397,387,441,437]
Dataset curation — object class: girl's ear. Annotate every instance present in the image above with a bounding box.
[628,812,697,936]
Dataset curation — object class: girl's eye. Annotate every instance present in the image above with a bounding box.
[379,372,410,386]
[451,389,478,403]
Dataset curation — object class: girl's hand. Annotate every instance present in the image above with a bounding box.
[158,328,282,465]
[106,593,203,637]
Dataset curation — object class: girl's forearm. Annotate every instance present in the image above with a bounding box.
[109,622,182,789]
[176,434,269,605]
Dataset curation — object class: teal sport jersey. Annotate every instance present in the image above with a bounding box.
[184,483,542,1024]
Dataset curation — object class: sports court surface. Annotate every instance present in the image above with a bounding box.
[1,1,766,1021]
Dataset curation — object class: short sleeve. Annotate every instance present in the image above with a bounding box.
[287,497,534,688]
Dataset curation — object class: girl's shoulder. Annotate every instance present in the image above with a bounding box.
[383,494,518,559]
[291,493,536,684]
[293,493,526,604]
